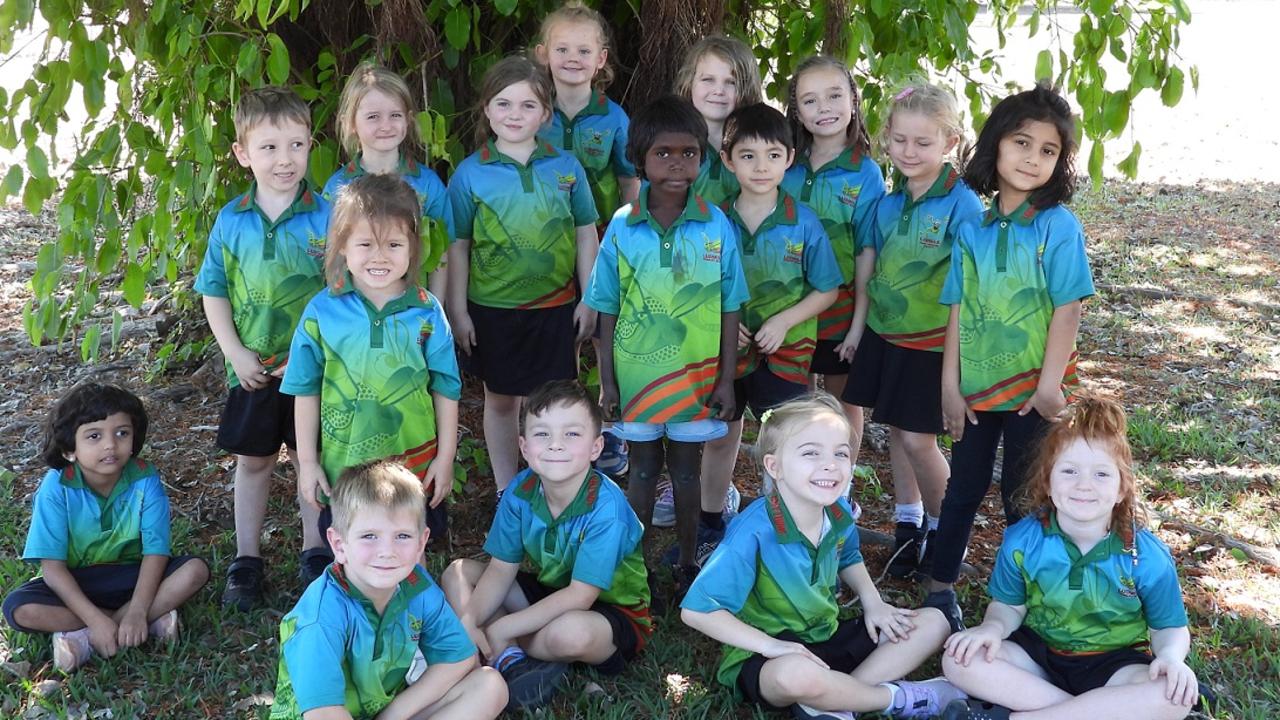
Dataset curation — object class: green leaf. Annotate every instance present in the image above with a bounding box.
[1034,49,1052,83]
[1115,141,1141,179]
[266,33,289,85]
[26,143,48,180]
[1,164,22,198]
[236,42,259,80]
[1087,142,1104,184]
[1161,67,1184,107]
[80,323,102,362]
[492,0,517,16]
[122,261,146,307]
[1102,91,1129,136]
[1229,547,1248,563]
[444,6,470,50]
[111,310,123,349]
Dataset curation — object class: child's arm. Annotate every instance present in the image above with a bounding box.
[944,600,1027,666]
[837,249,876,362]
[455,558,521,659]
[619,177,640,206]
[572,224,600,343]
[711,310,740,420]
[756,288,838,356]
[39,559,120,657]
[373,655,479,720]
[203,296,270,391]
[424,394,458,509]
[115,554,167,647]
[681,608,830,669]
[1018,299,1082,419]
[294,394,330,511]
[445,239,475,354]
[941,304,976,440]
[1148,626,1198,707]
[838,561,919,643]
[484,580,602,655]
[597,312,620,420]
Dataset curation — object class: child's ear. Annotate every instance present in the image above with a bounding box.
[534,43,548,64]
[231,141,252,169]
[761,453,780,482]
[596,47,609,71]
[326,527,346,564]
[590,433,604,462]
[784,147,796,169]
[720,148,735,173]
[944,133,960,154]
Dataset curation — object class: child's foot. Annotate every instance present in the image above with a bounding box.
[298,548,334,592]
[889,678,968,718]
[596,431,629,476]
[693,522,726,568]
[922,588,966,633]
[501,656,570,710]
[222,555,265,611]
[723,482,741,519]
[887,517,926,578]
[941,698,1011,720]
[147,609,180,644]
[52,628,92,672]
[652,479,675,528]
[790,703,855,720]
[671,563,699,605]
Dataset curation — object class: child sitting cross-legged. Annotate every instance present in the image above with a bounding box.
[441,380,651,712]
[681,392,963,720]
[269,459,505,720]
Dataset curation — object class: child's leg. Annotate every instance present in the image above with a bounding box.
[927,412,1004,590]
[8,603,102,633]
[757,653,895,713]
[850,606,952,684]
[697,419,742,523]
[288,451,325,552]
[943,638,1070,709]
[482,388,522,492]
[411,664,508,720]
[997,410,1049,524]
[232,453,277,558]
[891,428,949,518]
[667,440,704,567]
[524,610,618,665]
[127,558,209,623]
[626,439,665,540]
[822,372,865,466]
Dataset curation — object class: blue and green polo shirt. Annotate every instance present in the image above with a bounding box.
[538,89,637,221]
[584,189,749,424]
[940,198,1095,411]
[194,182,329,387]
[693,143,740,207]
[682,492,863,692]
[447,140,599,309]
[281,282,461,496]
[865,165,984,351]
[22,459,171,569]
[781,147,886,342]
[989,513,1188,654]
[486,467,651,636]
[723,189,843,384]
[271,564,476,719]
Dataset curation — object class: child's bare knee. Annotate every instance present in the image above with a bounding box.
[470,666,508,713]
[440,558,481,592]
[236,454,275,474]
[11,603,48,629]
[542,619,595,658]
[764,653,827,702]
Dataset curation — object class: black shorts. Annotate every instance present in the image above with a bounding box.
[1007,626,1155,696]
[731,365,809,421]
[737,617,879,709]
[460,302,578,396]
[2,556,205,633]
[216,379,296,456]
[809,339,849,376]
[843,328,944,434]
[515,571,649,675]
[317,502,449,550]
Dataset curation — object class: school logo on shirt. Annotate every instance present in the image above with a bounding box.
[418,319,434,349]
[409,614,424,642]
[1037,242,1047,268]
[783,238,804,264]
[703,237,722,261]
[584,130,608,157]
[919,215,947,248]
[1118,574,1138,599]
[556,172,578,191]
[838,183,862,208]
[306,232,326,258]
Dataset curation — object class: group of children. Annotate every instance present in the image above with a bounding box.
[1,2,1207,719]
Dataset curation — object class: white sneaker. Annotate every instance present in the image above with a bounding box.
[52,628,92,672]
[651,480,675,527]
[148,609,180,643]
[723,482,741,518]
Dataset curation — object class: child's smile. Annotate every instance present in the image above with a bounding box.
[765,416,853,508]
[1049,437,1122,529]
[795,66,853,142]
[68,411,135,489]
[342,218,411,306]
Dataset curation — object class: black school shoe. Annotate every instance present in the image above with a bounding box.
[941,699,1012,720]
[222,555,265,612]
[887,517,927,578]
[923,588,966,634]
[502,656,569,710]
[298,548,334,592]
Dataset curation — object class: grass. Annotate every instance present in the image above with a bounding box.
[1,180,1278,718]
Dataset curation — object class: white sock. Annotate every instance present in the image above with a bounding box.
[926,513,940,531]
[895,502,924,525]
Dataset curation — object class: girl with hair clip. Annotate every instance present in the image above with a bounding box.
[941,396,1202,720]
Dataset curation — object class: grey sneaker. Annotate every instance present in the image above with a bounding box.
[652,479,675,527]
[889,678,968,718]
[791,703,855,720]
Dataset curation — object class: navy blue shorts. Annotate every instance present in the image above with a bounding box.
[217,379,296,456]
[731,364,809,421]
[1007,626,1157,695]
[737,617,879,709]
[809,339,850,376]
[3,556,205,633]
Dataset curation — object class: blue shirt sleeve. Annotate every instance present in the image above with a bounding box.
[446,160,477,243]
[801,214,843,293]
[1041,209,1096,307]
[193,209,231,298]
[838,506,863,568]
[321,170,345,204]
[950,185,985,230]
[23,472,69,562]
[611,109,636,178]
[423,297,462,401]
[680,525,757,614]
[852,162,886,254]
[584,220,623,315]
[1135,531,1190,630]
[716,213,750,312]
[283,617,351,712]
[482,482,528,564]
[988,520,1032,606]
[938,222,973,306]
[139,470,172,556]
[568,157,600,226]
[280,299,326,396]
[414,581,479,665]
[867,193,894,255]
[570,498,639,591]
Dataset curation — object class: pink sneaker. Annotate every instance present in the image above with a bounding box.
[52,628,92,672]
[148,609,180,643]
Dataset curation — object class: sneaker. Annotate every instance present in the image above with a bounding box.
[923,589,966,634]
[501,656,570,710]
[791,703,855,720]
[890,679,968,718]
[652,479,675,528]
[693,522,726,568]
[299,548,334,591]
[52,628,92,672]
[723,482,741,519]
[222,555,265,612]
[148,609,180,644]
[941,698,1012,720]
[671,563,699,605]
[596,431,629,476]
[886,518,926,579]
[916,528,937,577]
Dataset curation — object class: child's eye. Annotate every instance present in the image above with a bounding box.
[291,141,306,150]
[397,532,414,540]
[116,428,132,438]
[836,450,850,459]
[391,112,404,119]
[802,98,815,105]
[86,431,100,440]
[1042,147,1058,157]
[682,149,697,158]
[362,532,377,540]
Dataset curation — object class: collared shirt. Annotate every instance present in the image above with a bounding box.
[682,493,863,692]
[23,459,171,568]
[322,153,453,237]
[194,182,329,386]
[538,89,637,221]
[989,513,1188,654]
[940,198,1095,411]
[271,564,475,719]
[584,188,750,423]
[781,147,886,341]
[723,190,842,383]
[281,282,460,492]
[485,468,650,630]
[865,165,983,351]
[693,144,740,207]
[446,140,598,309]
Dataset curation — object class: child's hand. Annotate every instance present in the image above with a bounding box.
[737,322,753,350]
[297,460,332,512]
[600,381,621,422]
[944,622,1004,665]
[449,309,476,356]
[760,638,829,669]
[754,316,790,356]
[87,616,121,658]
[484,618,516,661]
[709,378,736,421]
[229,346,270,391]
[836,325,863,363]
[942,385,977,442]
[863,602,917,643]
[1018,385,1066,420]
[1149,656,1199,707]
[423,461,452,509]
[117,608,149,648]
[572,302,597,345]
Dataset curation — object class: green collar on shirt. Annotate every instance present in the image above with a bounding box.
[513,468,603,523]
